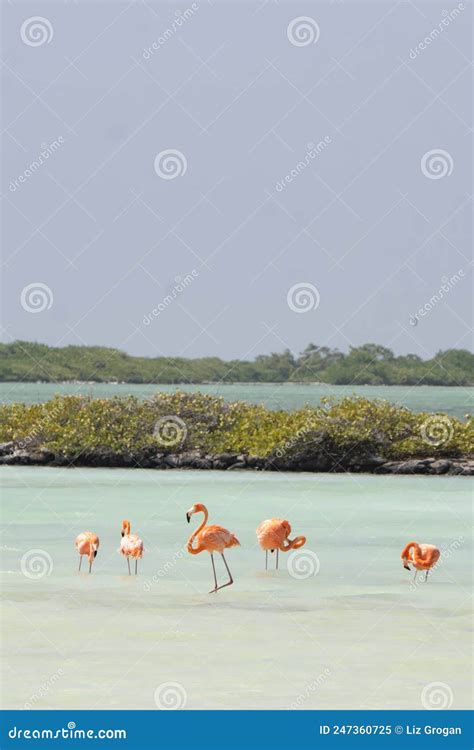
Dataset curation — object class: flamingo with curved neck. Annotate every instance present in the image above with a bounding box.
[186,503,240,593]
[256,518,306,570]
[401,541,440,582]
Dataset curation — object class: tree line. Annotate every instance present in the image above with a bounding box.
[0,341,472,386]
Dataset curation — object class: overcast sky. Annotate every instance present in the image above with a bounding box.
[1,0,472,361]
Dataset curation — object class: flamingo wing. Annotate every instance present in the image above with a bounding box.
[120,534,144,557]
[199,525,239,552]
[76,531,99,555]
[256,519,289,550]
[419,544,440,567]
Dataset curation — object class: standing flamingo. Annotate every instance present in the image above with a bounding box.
[186,503,240,593]
[120,520,144,575]
[75,531,100,573]
[401,541,440,582]
[256,518,306,570]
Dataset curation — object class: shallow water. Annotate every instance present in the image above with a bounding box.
[1,381,472,418]
[0,467,471,710]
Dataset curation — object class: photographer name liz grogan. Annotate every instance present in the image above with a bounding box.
[319,724,463,737]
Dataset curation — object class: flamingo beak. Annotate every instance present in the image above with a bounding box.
[186,513,191,523]
[121,532,124,537]
[403,564,411,570]
[94,550,98,558]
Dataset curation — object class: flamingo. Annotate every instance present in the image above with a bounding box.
[120,519,144,575]
[401,541,440,582]
[256,518,306,570]
[186,503,240,593]
[75,532,99,573]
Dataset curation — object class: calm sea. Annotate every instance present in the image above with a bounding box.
[1,467,471,709]
[1,382,472,418]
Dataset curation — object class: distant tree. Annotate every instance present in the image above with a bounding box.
[348,344,395,362]
[0,341,472,386]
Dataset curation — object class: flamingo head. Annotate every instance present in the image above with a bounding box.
[401,557,411,571]
[121,519,131,537]
[186,503,207,523]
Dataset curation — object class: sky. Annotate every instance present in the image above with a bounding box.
[1,0,472,362]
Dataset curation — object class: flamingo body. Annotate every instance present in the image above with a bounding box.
[120,534,144,558]
[191,523,240,554]
[75,531,99,573]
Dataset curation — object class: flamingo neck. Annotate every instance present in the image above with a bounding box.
[281,535,306,551]
[187,507,208,554]
[402,541,421,560]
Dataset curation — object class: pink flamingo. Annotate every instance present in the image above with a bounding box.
[256,518,306,569]
[75,532,99,573]
[186,503,240,593]
[120,519,144,575]
[401,541,440,582]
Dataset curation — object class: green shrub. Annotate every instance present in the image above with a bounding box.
[0,393,472,461]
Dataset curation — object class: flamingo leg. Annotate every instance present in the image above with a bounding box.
[135,558,138,575]
[88,559,92,574]
[209,553,218,593]
[425,570,429,582]
[276,549,279,570]
[265,550,268,570]
[127,557,131,576]
[78,556,82,572]
[212,552,234,592]
[413,569,418,583]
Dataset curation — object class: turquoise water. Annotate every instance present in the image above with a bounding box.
[1,382,473,418]
[1,467,471,710]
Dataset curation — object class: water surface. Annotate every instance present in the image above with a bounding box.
[1,382,472,418]
[1,467,471,710]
